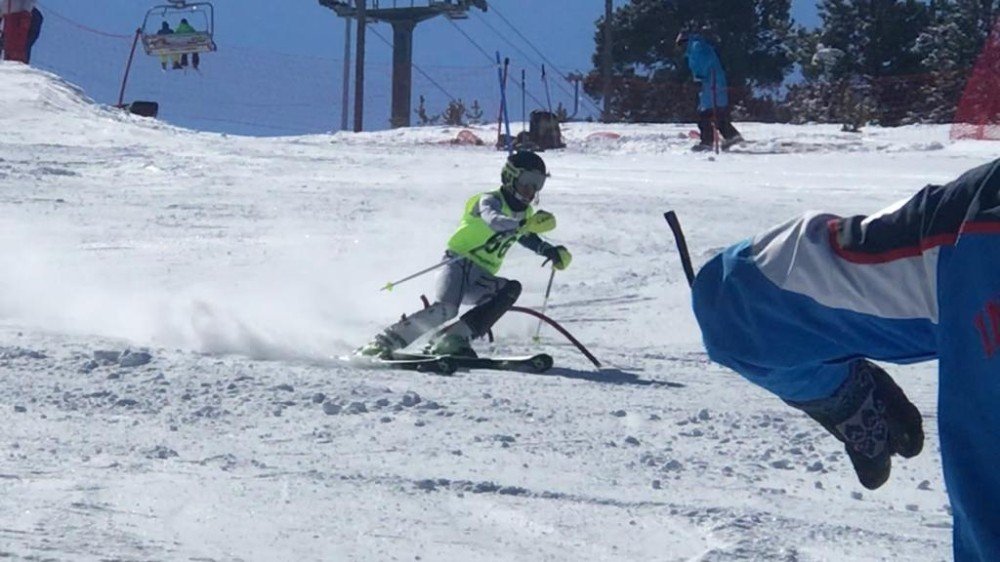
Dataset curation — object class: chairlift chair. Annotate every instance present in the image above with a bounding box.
[140,0,216,57]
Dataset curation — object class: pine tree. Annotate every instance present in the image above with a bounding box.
[911,0,1000,123]
[555,102,570,122]
[415,95,439,126]
[789,0,931,125]
[441,99,467,127]
[467,100,484,125]
[587,0,795,122]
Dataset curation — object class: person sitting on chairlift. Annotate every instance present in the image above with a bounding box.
[175,18,199,70]
[156,21,181,70]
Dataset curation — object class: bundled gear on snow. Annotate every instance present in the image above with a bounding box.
[527,110,566,151]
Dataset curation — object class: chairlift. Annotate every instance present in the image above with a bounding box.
[140,0,216,57]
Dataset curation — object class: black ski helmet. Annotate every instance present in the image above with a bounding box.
[501,151,547,205]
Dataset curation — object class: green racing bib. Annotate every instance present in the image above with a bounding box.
[446,190,534,275]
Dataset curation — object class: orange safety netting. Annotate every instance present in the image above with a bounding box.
[951,17,1000,140]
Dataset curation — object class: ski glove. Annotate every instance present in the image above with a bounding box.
[787,359,923,490]
[543,245,572,270]
[520,210,556,234]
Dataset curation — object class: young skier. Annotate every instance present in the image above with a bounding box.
[356,150,572,359]
[690,159,1000,561]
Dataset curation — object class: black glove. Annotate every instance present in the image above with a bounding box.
[787,359,923,490]
[542,245,572,270]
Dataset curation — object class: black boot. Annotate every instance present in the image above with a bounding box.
[460,280,522,338]
[696,110,716,147]
[426,280,522,356]
[788,359,923,490]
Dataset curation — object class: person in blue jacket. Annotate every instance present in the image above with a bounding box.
[676,30,743,151]
[691,159,1000,561]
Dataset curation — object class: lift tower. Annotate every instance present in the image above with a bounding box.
[320,1,487,129]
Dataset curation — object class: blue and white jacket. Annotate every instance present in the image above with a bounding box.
[692,159,1000,561]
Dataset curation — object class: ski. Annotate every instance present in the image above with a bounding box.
[392,352,554,374]
[341,354,458,376]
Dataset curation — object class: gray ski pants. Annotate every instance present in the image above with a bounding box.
[383,252,515,347]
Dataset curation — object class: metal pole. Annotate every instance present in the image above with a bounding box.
[117,29,142,107]
[496,53,513,154]
[381,254,465,292]
[496,55,507,147]
[601,0,612,122]
[341,16,352,131]
[711,69,720,154]
[567,73,581,119]
[389,20,416,128]
[542,65,552,112]
[521,68,526,134]
[353,0,367,132]
[533,268,556,341]
[382,241,491,292]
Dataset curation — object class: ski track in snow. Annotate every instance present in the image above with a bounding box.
[0,63,988,561]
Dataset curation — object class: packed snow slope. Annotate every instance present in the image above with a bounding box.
[1,62,996,561]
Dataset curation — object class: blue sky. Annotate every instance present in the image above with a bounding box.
[30,1,820,135]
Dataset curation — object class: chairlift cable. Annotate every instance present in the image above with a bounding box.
[484,1,603,115]
[473,7,601,116]
[445,18,547,110]
[35,1,132,39]
[486,2,568,78]
[367,25,457,103]
[470,11,538,74]
[444,17,493,62]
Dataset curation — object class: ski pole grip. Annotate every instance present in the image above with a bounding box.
[664,211,695,288]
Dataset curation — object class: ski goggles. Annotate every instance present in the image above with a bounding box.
[512,168,547,201]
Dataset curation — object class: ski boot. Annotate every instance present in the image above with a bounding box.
[355,333,401,360]
[721,134,744,151]
[691,143,714,152]
[426,334,478,358]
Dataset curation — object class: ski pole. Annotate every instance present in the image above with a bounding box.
[533,267,556,342]
[381,242,490,292]
[711,69,720,154]
[381,254,463,292]
[382,214,541,292]
[664,211,695,287]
